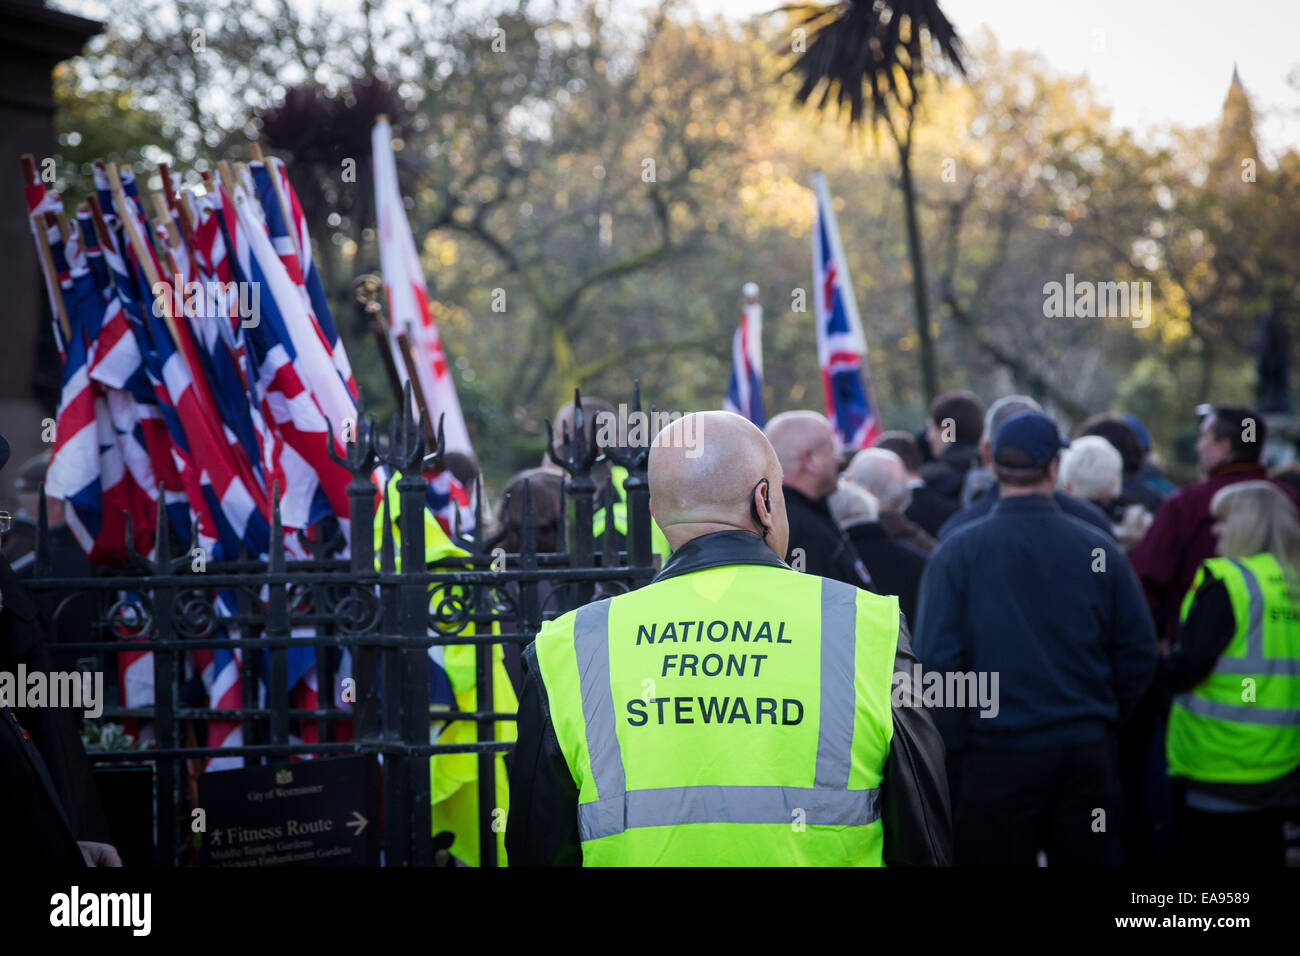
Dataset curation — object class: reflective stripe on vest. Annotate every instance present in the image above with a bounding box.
[1171,694,1300,726]
[1200,558,1300,678]
[570,577,880,841]
[1173,557,1299,726]
[1167,552,1300,783]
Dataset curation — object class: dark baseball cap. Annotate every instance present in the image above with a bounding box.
[1121,412,1151,452]
[993,411,1069,469]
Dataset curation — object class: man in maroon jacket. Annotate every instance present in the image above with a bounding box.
[1129,404,1300,642]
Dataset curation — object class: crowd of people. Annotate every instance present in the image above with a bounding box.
[5,387,1300,868]
[494,392,1300,866]
[748,394,1298,866]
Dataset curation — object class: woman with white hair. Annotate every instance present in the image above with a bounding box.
[1164,481,1300,866]
[1058,435,1152,550]
[828,480,927,628]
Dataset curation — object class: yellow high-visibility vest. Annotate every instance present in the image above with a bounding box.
[591,464,671,563]
[375,471,516,865]
[533,561,898,865]
[1167,553,1300,785]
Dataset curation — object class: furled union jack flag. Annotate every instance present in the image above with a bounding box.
[723,282,766,428]
[811,173,882,451]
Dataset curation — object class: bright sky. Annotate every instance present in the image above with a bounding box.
[686,0,1300,157]
[57,0,1300,154]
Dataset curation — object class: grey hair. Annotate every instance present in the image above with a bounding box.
[828,479,879,528]
[985,395,1043,445]
[843,447,912,512]
[1059,435,1123,503]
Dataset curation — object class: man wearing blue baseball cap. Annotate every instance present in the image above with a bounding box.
[913,411,1158,867]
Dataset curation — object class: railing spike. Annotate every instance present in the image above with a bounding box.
[379,478,396,572]
[472,471,485,552]
[521,475,535,562]
[153,482,169,564]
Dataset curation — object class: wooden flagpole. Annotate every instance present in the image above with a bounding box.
[103,162,186,357]
[85,193,114,256]
[159,162,196,240]
[20,155,71,340]
[249,142,305,268]
[395,330,437,450]
[352,273,405,414]
[215,160,238,202]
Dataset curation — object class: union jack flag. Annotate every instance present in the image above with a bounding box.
[811,173,882,451]
[259,156,357,400]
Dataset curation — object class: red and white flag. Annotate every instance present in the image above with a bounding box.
[371,116,473,456]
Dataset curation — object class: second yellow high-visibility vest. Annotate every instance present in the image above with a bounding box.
[591,464,672,564]
[533,560,898,866]
[1167,552,1300,785]
[375,471,516,866]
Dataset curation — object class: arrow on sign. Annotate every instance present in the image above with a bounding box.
[346,811,368,836]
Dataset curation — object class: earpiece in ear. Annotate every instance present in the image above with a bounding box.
[751,477,771,539]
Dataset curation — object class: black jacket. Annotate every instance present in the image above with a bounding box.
[0,556,111,848]
[506,530,952,866]
[919,443,982,510]
[937,485,1114,541]
[845,522,927,630]
[878,510,935,556]
[782,486,870,588]
[0,705,85,865]
[904,483,960,539]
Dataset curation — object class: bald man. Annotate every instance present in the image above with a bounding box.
[507,411,951,866]
[764,411,871,588]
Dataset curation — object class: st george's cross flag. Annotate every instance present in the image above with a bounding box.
[371,116,473,457]
[811,173,882,450]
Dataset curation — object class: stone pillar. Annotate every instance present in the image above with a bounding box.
[0,0,102,508]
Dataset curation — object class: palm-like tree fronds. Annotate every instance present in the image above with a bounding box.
[780,0,964,128]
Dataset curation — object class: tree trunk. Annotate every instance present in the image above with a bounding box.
[550,322,576,411]
[897,144,938,402]
[1197,339,1214,403]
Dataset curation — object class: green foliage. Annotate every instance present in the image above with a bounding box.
[82,721,142,752]
[52,65,172,201]
[51,0,1300,493]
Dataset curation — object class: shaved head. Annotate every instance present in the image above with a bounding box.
[765,410,839,500]
[648,411,788,556]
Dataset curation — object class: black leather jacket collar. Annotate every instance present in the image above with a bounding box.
[652,530,789,583]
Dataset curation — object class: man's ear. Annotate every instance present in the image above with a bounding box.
[751,480,773,537]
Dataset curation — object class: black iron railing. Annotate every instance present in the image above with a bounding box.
[24,384,658,866]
